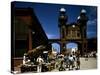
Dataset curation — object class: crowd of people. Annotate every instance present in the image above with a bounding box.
[56,51,80,71]
[22,50,81,72]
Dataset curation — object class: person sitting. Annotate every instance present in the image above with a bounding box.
[23,53,28,65]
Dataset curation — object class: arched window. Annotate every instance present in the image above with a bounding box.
[52,43,60,53]
[66,42,78,52]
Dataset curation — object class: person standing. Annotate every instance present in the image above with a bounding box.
[76,55,80,70]
[59,53,65,71]
[72,53,76,69]
[69,55,74,70]
[64,54,69,68]
[36,56,44,72]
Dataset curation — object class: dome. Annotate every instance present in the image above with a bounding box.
[81,9,86,13]
[60,8,66,12]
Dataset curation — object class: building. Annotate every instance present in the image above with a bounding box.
[49,8,97,56]
[11,3,50,71]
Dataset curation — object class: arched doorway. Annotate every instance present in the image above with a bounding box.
[51,43,60,53]
[66,42,78,53]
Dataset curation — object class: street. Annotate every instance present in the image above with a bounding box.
[80,57,97,70]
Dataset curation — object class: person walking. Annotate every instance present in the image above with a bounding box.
[76,55,80,70]
[64,54,69,68]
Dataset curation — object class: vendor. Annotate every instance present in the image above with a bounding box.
[23,53,27,65]
[23,53,31,65]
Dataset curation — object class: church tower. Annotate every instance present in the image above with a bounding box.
[58,8,68,52]
[77,9,88,55]
[77,9,88,38]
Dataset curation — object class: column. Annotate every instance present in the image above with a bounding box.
[82,39,87,56]
[28,28,32,51]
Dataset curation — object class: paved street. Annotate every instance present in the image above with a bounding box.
[52,57,97,71]
[80,57,97,70]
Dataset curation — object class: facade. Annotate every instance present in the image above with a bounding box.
[47,8,97,56]
[49,8,93,56]
[57,8,97,55]
[58,8,91,55]
[57,8,88,55]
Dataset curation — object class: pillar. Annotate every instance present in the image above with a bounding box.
[28,28,32,51]
[82,39,87,56]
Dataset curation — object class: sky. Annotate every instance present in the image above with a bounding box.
[13,1,97,51]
